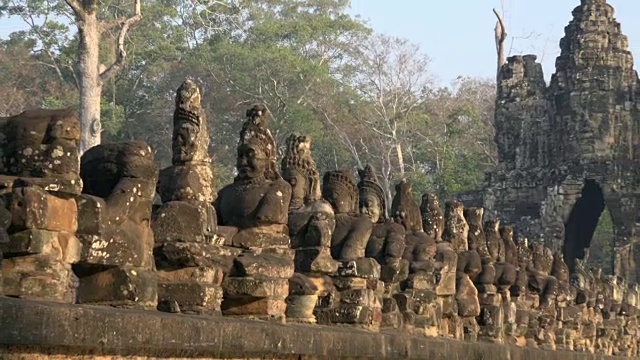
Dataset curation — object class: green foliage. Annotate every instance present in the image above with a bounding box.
[586,208,614,274]
[0,0,497,205]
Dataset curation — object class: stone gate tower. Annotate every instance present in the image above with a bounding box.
[483,0,640,281]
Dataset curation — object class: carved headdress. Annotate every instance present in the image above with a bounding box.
[357,164,387,220]
[281,132,321,203]
[174,79,202,126]
[239,104,279,180]
[322,170,358,212]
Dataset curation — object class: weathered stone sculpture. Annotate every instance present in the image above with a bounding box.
[358,164,406,284]
[444,202,480,341]
[315,169,382,330]
[75,141,159,309]
[358,164,406,328]
[322,170,371,261]
[281,133,337,323]
[421,193,444,242]
[154,79,216,243]
[215,105,291,231]
[393,182,435,268]
[215,105,293,320]
[152,80,227,315]
[0,108,82,193]
[0,109,82,303]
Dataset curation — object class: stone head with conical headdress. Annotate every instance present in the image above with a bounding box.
[236,104,279,182]
[281,132,321,209]
[357,164,387,223]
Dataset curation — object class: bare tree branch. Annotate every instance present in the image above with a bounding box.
[64,0,86,19]
[99,0,141,83]
[493,7,507,80]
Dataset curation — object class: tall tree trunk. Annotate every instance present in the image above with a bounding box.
[65,0,141,155]
[396,142,405,176]
[493,8,507,82]
[77,14,102,153]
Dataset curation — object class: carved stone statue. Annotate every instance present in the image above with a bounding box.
[464,207,488,258]
[530,241,558,307]
[76,141,159,309]
[171,79,209,165]
[281,132,337,274]
[154,79,216,243]
[495,225,517,291]
[214,105,292,230]
[391,180,435,263]
[322,170,372,261]
[357,164,407,282]
[421,193,444,242]
[281,133,321,210]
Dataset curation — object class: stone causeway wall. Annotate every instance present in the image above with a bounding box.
[2,1,640,359]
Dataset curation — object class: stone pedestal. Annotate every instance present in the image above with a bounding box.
[315,258,383,331]
[287,210,339,324]
[221,227,294,322]
[75,142,159,310]
[155,242,240,314]
[1,186,80,302]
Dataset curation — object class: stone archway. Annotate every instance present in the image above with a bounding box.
[563,179,606,273]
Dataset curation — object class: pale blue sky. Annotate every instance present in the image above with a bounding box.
[349,0,640,85]
[1,0,638,86]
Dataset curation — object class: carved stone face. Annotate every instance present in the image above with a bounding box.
[324,185,353,214]
[173,121,198,163]
[283,171,307,209]
[236,143,268,180]
[359,191,381,223]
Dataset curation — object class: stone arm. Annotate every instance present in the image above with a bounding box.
[383,223,406,259]
[339,215,373,261]
[104,177,153,226]
[255,179,292,226]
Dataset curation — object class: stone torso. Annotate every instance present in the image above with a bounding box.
[216,177,291,229]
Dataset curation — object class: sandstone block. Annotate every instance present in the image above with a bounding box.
[154,242,241,271]
[435,271,456,296]
[406,273,436,290]
[381,311,403,329]
[315,304,381,328]
[456,274,480,317]
[332,276,368,291]
[231,252,294,279]
[75,194,106,235]
[151,200,216,243]
[157,163,214,204]
[2,254,75,302]
[77,266,157,309]
[157,282,223,314]
[337,258,381,279]
[223,277,289,298]
[380,258,409,284]
[221,297,287,317]
[77,225,154,269]
[156,266,225,285]
[9,186,77,232]
[0,175,82,194]
[2,230,81,264]
[232,225,290,249]
[294,247,339,274]
[288,273,319,296]
[340,289,381,308]
[285,294,318,320]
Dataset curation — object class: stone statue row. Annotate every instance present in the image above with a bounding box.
[0,80,638,357]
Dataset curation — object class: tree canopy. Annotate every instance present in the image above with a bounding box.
[0,0,497,201]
